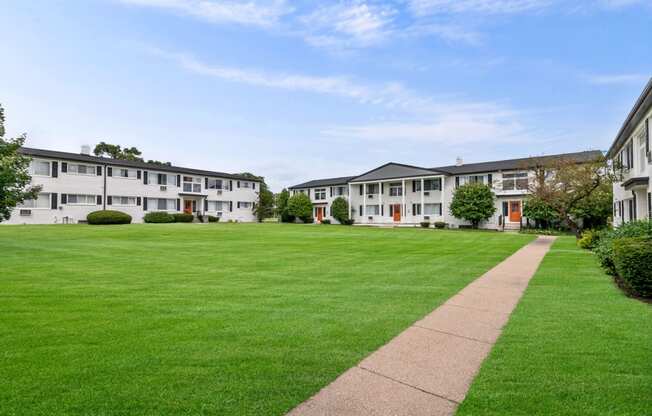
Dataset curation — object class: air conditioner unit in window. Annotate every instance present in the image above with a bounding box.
[160,185,167,191]
[217,190,222,195]
[367,194,373,199]
[217,212,223,217]
[19,209,32,216]
[424,191,430,196]
[424,215,430,220]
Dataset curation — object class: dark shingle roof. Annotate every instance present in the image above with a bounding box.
[289,176,356,189]
[606,77,652,158]
[430,150,604,175]
[19,147,259,181]
[350,162,443,182]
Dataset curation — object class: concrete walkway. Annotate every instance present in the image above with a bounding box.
[288,236,556,416]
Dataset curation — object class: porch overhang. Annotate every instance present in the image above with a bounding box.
[622,177,649,191]
[178,193,208,197]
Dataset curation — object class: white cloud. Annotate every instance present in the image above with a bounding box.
[585,73,649,85]
[408,0,553,16]
[119,0,292,27]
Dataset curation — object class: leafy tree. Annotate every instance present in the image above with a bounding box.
[93,142,144,161]
[528,155,614,237]
[569,180,612,229]
[0,104,41,221]
[253,182,275,222]
[523,197,559,229]
[276,189,293,222]
[288,192,313,223]
[330,196,349,224]
[147,160,172,166]
[449,183,496,228]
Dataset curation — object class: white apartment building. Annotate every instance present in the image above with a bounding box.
[607,78,652,225]
[290,151,602,230]
[5,147,260,224]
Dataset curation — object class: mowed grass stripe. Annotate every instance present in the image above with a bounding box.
[1,224,532,415]
[457,237,652,416]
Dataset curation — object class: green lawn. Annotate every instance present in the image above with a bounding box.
[0,223,533,416]
[457,237,652,416]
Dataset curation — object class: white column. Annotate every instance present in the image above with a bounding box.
[401,179,405,223]
[421,178,425,220]
[348,183,352,220]
[362,183,367,222]
[378,181,383,221]
[440,176,445,220]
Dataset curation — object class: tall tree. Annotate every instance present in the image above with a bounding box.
[275,189,293,223]
[253,182,275,222]
[449,183,496,228]
[0,104,41,221]
[93,142,144,161]
[527,155,613,237]
[330,197,349,224]
[288,193,313,223]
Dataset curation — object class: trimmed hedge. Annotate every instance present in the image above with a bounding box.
[578,229,600,250]
[87,210,132,225]
[594,220,652,275]
[208,215,220,223]
[321,219,331,224]
[342,219,355,226]
[144,212,175,223]
[613,237,652,298]
[173,213,194,223]
[434,221,446,229]
[420,221,430,228]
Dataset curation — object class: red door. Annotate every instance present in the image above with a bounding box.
[184,200,192,214]
[392,204,401,222]
[509,201,521,222]
[317,207,324,222]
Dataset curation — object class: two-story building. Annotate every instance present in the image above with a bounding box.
[607,77,652,225]
[289,150,602,230]
[5,146,260,224]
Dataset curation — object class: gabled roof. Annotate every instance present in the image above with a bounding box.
[350,162,442,183]
[19,147,259,181]
[606,77,652,158]
[431,150,603,175]
[289,176,357,189]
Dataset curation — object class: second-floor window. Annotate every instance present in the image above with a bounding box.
[153,173,177,186]
[314,188,326,200]
[335,186,346,196]
[208,179,223,190]
[68,163,96,175]
[31,160,50,176]
[389,183,403,197]
[424,178,442,191]
[183,176,202,193]
[502,172,528,190]
[19,193,51,209]
[366,184,379,195]
[67,194,97,205]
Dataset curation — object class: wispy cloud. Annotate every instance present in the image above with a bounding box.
[585,73,649,85]
[408,0,553,16]
[119,0,293,27]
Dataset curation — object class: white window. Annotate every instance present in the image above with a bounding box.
[153,173,177,186]
[336,186,346,196]
[111,196,136,206]
[424,203,442,216]
[148,198,176,211]
[116,168,136,179]
[208,179,223,190]
[207,201,225,211]
[502,172,528,191]
[242,181,251,188]
[389,183,403,197]
[31,160,50,176]
[19,193,50,209]
[183,176,202,193]
[314,188,326,200]
[238,201,252,209]
[366,184,379,195]
[69,163,96,175]
[424,178,441,191]
[67,194,96,205]
[365,205,380,215]
[412,204,422,215]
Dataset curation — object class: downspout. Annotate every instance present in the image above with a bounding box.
[103,164,107,210]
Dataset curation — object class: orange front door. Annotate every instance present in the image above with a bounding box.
[392,204,401,222]
[509,201,521,222]
[317,207,324,222]
[184,200,192,214]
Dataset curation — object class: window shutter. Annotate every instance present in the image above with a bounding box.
[61,194,67,204]
[237,202,241,209]
[646,119,650,158]
[205,178,208,189]
[107,196,113,205]
[330,187,333,197]
[359,184,363,195]
[389,205,393,216]
[455,177,459,189]
[143,171,148,184]
[107,167,112,177]
[488,174,493,185]
[412,181,416,192]
[229,201,233,212]
[136,197,141,206]
[204,199,208,211]
[51,193,58,210]
[143,198,148,211]
[137,170,141,180]
[229,180,233,191]
[648,193,651,218]
[177,175,181,187]
[97,195,102,205]
[359,205,362,215]
[381,205,384,216]
[61,162,68,173]
[253,182,256,190]
[52,161,58,177]
[176,198,180,211]
[237,181,241,188]
[96,166,102,176]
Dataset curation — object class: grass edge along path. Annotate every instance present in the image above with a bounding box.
[456,236,652,416]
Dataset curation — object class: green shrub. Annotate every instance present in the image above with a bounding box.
[172,213,194,223]
[144,211,175,223]
[594,220,652,275]
[330,197,349,224]
[262,217,278,223]
[434,221,446,229]
[578,229,600,249]
[613,237,652,298]
[342,219,355,226]
[87,210,132,225]
[321,219,331,224]
[207,215,220,223]
[420,221,430,228]
[287,193,313,223]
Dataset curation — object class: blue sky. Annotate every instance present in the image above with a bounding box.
[1,0,650,190]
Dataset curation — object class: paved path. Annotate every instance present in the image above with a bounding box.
[288,236,556,416]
